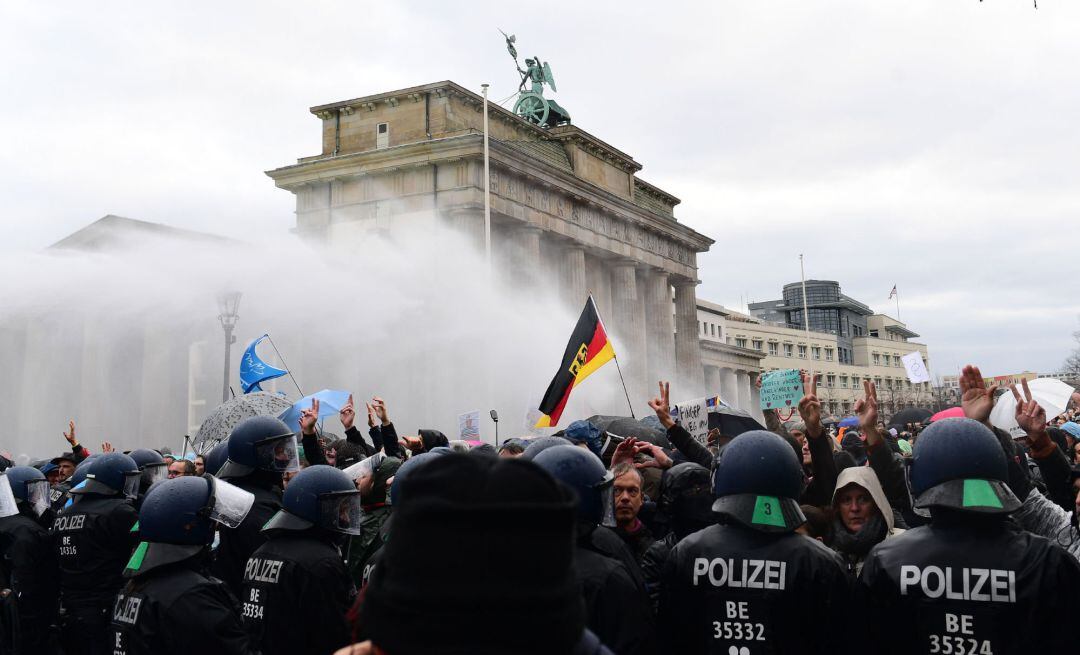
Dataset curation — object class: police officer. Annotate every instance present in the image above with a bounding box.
[49,453,100,514]
[658,430,850,654]
[0,467,59,654]
[240,465,359,655]
[111,474,257,655]
[342,452,401,587]
[211,416,298,596]
[857,417,1080,654]
[127,449,168,510]
[533,445,656,655]
[52,452,140,655]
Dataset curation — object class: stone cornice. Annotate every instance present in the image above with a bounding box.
[634,178,681,208]
[546,125,642,174]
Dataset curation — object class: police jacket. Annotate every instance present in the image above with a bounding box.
[210,478,281,597]
[346,503,391,587]
[112,562,255,655]
[240,531,356,655]
[659,521,850,655]
[574,544,657,655]
[51,494,138,607]
[857,512,1080,654]
[0,509,60,654]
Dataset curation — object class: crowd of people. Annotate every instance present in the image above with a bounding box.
[0,365,1079,654]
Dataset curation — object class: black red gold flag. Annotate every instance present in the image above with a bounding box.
[535,296,615,427]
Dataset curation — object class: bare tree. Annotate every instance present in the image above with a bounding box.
[1063,316,1080,377]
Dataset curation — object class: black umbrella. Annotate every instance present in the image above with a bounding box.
[888,407,933,428]
[584,415,670,448]
[708,406,766,438]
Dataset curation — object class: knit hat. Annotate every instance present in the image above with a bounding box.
[417,429,449,453]
[361,454,584,654]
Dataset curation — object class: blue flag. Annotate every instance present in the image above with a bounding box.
[240,335,288,394]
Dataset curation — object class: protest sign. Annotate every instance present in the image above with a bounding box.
[760,369,803,411]
[901,351,931,383]
[673,397,710,444]
[458,410,481,441]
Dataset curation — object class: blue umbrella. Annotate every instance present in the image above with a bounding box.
[838,416,859,428]
[278,389,352,432]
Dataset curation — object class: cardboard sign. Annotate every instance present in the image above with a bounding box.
[901,351,931,384]
[458,410,481,441]
[760,369,803,411]
[673,397,710,444]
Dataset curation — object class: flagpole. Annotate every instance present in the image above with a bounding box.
[895,287,901,321]
[799,254,813,385]
[265,335,305,398]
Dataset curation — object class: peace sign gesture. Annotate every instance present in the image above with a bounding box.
[1011,379,1047,437]
[797,371,823,438]
[339,394,356,430]
[648,381,675,429]
[300,398,320,436]
[854,380,883,446]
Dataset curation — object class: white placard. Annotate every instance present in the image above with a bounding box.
[673,397,710,445]
[901,351,931,384]
[458,410,481,441]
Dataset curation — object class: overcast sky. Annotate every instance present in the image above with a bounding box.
[2,1,1078,378]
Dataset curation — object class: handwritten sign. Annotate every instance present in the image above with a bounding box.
[673,397,710,444]
[760,369,803,411]
[458,410,481,441]
[901,352,931,384]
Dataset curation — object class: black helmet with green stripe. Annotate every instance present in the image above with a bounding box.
[910,417,1020,514]
[711,430,806,533]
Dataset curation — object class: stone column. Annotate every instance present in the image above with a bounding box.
[515,225,543,289]
[609,259,647,406]
[585,254,612,321]
[643,268,676,387]
[560,244,587,308]
[719,367,738,407]
[673,278,704,393]
[748,372,764,422]
[704,365,722,397]
[735,370,752,413]
[449,208,485,253]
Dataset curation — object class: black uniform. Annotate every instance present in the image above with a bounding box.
[111,564,255,655]
[240,532,355,655]
[210,480,281,597]
[52,495,138,655]
[0,510,60,654]
[575,545,657,655]
[857,515,1080,654]
[659,522,850,655]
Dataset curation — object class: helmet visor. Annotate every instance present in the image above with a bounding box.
[142,462,168,487]
[25,479,51,517]
[318,490,364,535]
[122,471,141,500]
[255,434,300,474]
[206,476,256,528]
[346,453,385,484]
[0,476,19,518]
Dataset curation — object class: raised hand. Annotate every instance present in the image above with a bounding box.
[854,380,882,446]
[371,397,390,426]
[300,398,320,435]
[634,440,673,470]
[960,365,996,425]
[610,437,639,468]
[1011,379,1047,437]
[63,420,77,447]
[365,402,377,429]
[648,381,674,429]
[339,394,356,430]
[797,371,823,438]
[101,441,115,454]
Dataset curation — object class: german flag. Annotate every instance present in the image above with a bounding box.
[535,296,616,427]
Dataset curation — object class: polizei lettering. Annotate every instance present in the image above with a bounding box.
[112,595,142,626]
[692,558,787,590]
[244,557,284,584]
[52,514,86,532]
[899,565,1016,603]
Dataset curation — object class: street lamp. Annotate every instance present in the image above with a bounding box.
[217,291,242,403]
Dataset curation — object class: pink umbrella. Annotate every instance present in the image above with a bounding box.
[930,407,964,422]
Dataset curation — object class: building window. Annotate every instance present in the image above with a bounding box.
[812,346,821,360]
[894,356,902,367]
[768,342,779,356]
[710,324,716,337]
[851,376,860,388]
[875,377,883,387]
[873,353,880,365]
[825,348,834,361]
[376,122,389,149]
[797,345,807,359]
[840,375,848,388]
[784,344,793,357]
[735,338,747,348]
[700,321,705,335]
[752,339,763,351]
[826,374,836,388]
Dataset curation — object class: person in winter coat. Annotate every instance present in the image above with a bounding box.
[111,475,257,655]
[343,452,401,587]
[211,416,298,597]
[53,453,140,655]
[658,423,850,655]
[0,467,59,655]
[857,365,1080,655]
[241,465,359,655]
[830,466,904,575]
[346,454,615,655]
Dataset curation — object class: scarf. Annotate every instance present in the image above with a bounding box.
[831,512,887,558]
